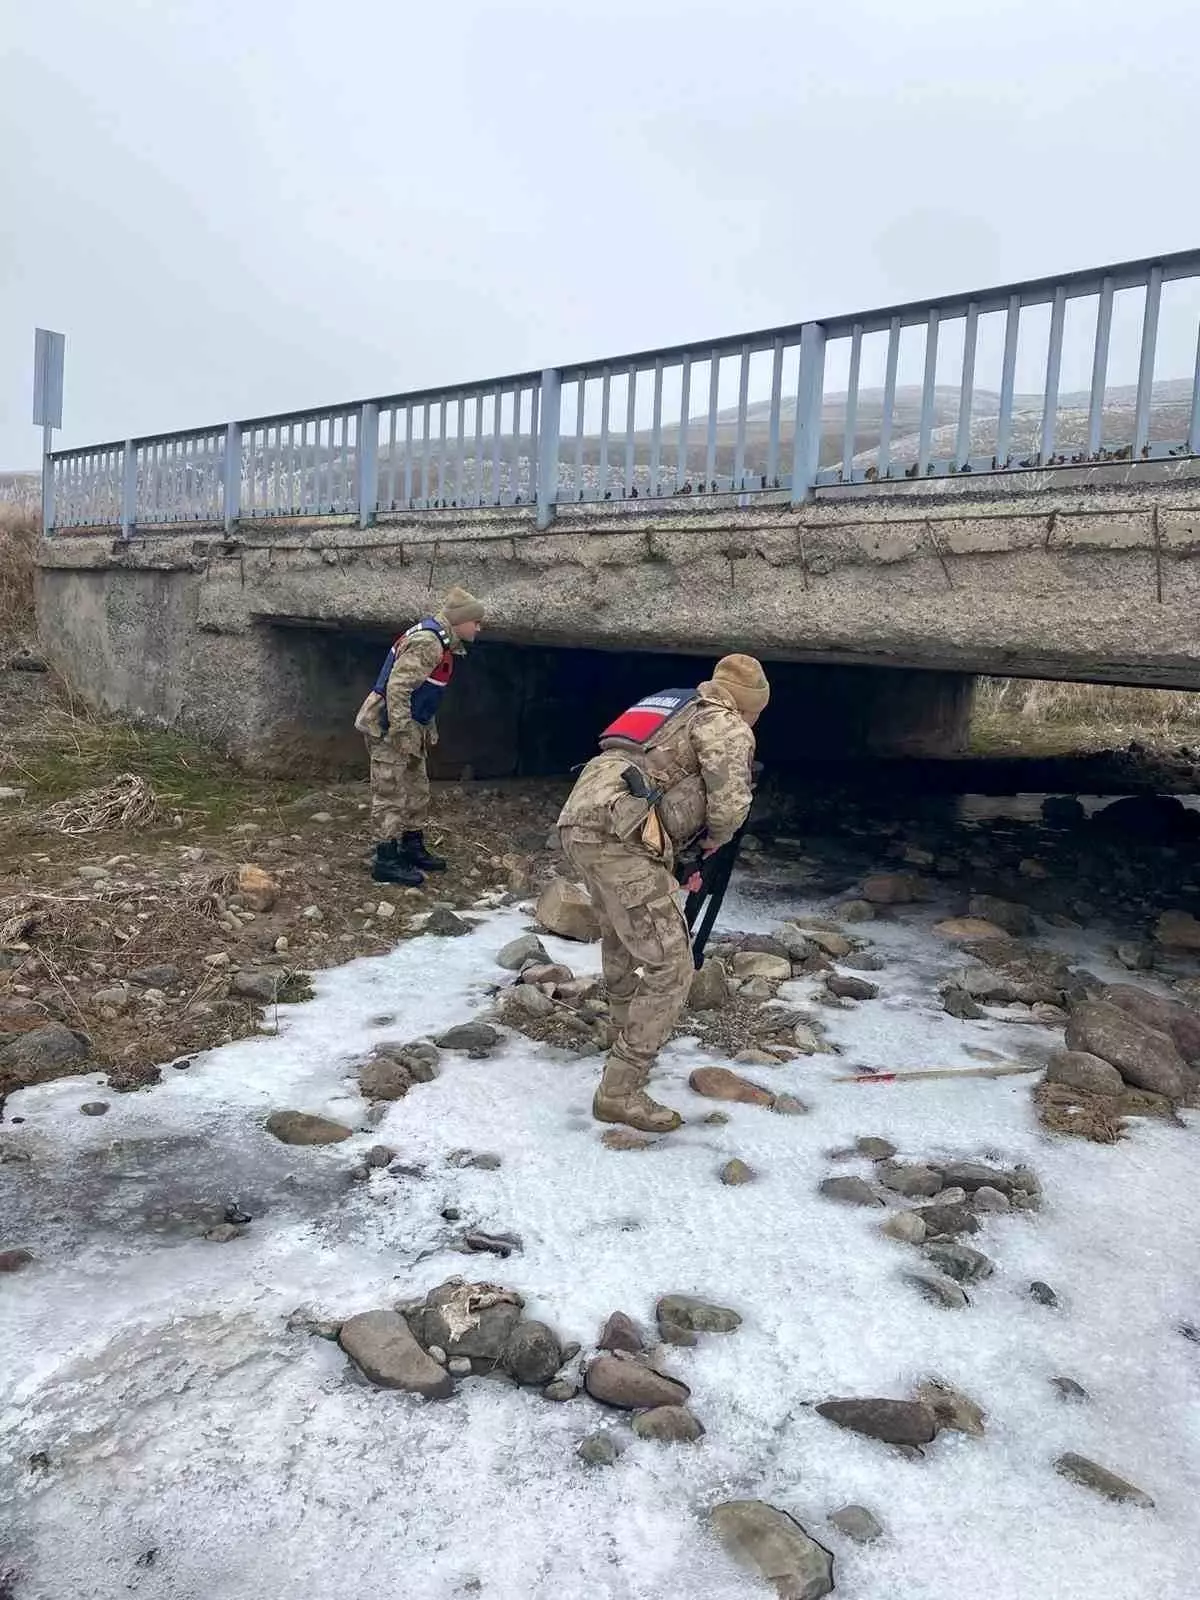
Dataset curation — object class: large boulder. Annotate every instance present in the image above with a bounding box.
[731,951,792,982]
[265,1110,352,1145]
[339,1310,453,1398]
[656,1294,741,1335]
[535,879,600,943]
[584,1355,690,1410]
[496,934,549,971]
[689,1066,776,1107]
[503,1320,562,1386]
[688,959,730,1012]
[1045,1048,1124,1098]
[236,864,279,912]
[1154,910,1200,951]
[1065,1000,1192,1101]
[357,1055,414,1101]
[0,1023,91,1092]
[816,1397,938,1446]
[933,917,1010,942]
[861,873,927,905]
[1101,984,1200,1066]
[631,1406,705,1443]
[710,1501,834,1600]
[1055,1452,1155,1508]
[1093,794,1197,841]
[405,1280,524,1366]
[967,895,1035,937]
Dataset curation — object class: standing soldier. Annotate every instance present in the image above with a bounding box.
[557,654,769,1133]
[356,585,486,886]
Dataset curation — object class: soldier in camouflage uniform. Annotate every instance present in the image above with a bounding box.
[557,654,769,1133]
[361,585,485,886]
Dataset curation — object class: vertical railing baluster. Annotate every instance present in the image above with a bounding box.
[996,294,1021,467]
[528,383,540,504]
[956,302,979,471]
[285,423,295,512]
[274,424,284,512]
[1041,284,1066,464]
[437,398,449,505]
[765,336,783,485]
[489,388,502,504]
[536,368,560,529]
[734,344,750,490]
[404,404,416,508]
[317,419,329,512]
[573,377,586,499]
[598,367,611,498]
[1088,276,1114,459]
[705,350,719,491]
[121,440,136,540]
[1189,321,1200,458]
[419,401,432,507]
[842,323,862,481]
[1134,263,1163,457]
[510,387,524,503]
[472,392,484,507]
[623,365,637,496]
[676,353,692,492]
[790,322,827,506]
[223,422,241,531]
[455,395,466,505]
[359,402,379,528]
[878,315,901,478]
[649,357,664,496]
[917,309,940,475]
[384,408,397,509]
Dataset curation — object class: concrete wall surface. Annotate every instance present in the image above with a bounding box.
[35,480,1200,772]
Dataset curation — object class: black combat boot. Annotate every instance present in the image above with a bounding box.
[400,830,446,872]
[371,839,424,886]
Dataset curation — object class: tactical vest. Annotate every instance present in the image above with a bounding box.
[599,688,697,752]
[372,617,455,727]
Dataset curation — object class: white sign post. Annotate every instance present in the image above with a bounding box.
[33,329,66,532]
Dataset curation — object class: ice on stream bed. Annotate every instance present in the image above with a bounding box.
[1,869,1198,1599]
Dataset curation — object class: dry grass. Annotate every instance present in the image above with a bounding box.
[973,676,1200,756]
[1034,1080,1125,1143]
[42,773,160,836]
[0,698,305,826]
[0,506,38,641]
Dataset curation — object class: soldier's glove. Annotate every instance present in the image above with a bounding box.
[674,848,703,887]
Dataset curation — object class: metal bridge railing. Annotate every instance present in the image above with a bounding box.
[44,248,1200,536]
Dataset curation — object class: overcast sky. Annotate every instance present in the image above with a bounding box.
[1,0,1196,469]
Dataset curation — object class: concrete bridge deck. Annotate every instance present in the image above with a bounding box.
[35,476,1200,775]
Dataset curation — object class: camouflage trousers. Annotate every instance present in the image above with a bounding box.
[559,828,693,1075]
[367,739,430,841]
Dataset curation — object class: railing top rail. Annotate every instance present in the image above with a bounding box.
[557,247,1200,377]
[47,245,1200,465]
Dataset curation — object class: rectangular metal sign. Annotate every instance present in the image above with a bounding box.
[33,328,66,428]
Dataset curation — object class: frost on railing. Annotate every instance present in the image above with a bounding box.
[45,250,1200,533]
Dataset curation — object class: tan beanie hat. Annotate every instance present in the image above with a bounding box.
[441,585,485,626]
[710,653,770,717]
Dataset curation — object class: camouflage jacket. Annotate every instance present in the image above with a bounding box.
[557,681,755,865]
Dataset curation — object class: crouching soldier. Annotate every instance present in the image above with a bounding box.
[556,654,769,1132]
[356,585,485,885]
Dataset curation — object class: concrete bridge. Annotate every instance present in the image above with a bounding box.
[34,249,1200,774]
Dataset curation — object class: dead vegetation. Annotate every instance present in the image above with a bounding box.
[973,676,1200,757]
[42,773,161,836]
[0,506,38,642]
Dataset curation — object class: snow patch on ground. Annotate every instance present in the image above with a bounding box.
[2,883,1198,1599]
